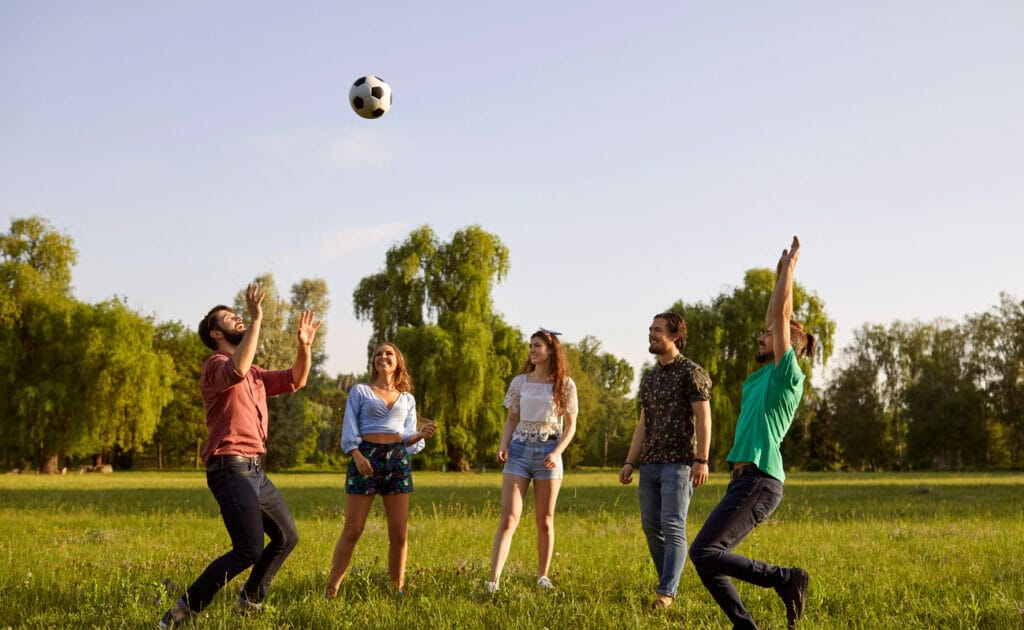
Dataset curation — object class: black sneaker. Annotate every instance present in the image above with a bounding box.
[775,567,808,628]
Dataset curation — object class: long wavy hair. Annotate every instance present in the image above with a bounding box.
[370,342,414,393]
[517,330,570,414]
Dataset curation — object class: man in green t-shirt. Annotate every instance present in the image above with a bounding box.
[689,236,816,630]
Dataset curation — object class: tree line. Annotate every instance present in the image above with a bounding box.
[3,216,1021,472]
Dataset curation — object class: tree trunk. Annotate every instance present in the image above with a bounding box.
[157,442,163,470]
[446,442,470,472]
[195,438,202,469]
[41,452,59,474]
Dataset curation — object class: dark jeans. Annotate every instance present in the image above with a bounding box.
[689,466,793,630]
[181,458,298,614]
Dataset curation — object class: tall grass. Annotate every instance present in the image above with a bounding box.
[1,471,1021,628]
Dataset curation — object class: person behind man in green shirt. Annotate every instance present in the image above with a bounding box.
[689,236,816,630]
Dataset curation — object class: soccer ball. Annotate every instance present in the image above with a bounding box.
[349,75,392,119]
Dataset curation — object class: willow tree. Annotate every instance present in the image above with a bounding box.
[353,225,522,471]
[669,268,835,470]
[0,217,82,472]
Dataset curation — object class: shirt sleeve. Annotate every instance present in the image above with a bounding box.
[402,394,425,456]
[564,377,579,415]
[768,347,805,400]
[258,367,298,398]
[340,385,364,455]
[503,375,522,412]
[689,364,712,402]
[200,353,244,393]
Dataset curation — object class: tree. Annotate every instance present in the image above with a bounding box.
[354,225,522,471]
[0,217,82,472]
[669,268,835,469]
[904,324,990,470]
[80,298,173,468]
[967,294,1024,467]
[152,321,209,468]
[565,336,635,468]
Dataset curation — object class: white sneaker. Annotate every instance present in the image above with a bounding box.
[537,576,554,589]
[484,580,499,594]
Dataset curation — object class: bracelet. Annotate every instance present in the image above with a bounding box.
[693,458,708,465]
[624,462,636,468]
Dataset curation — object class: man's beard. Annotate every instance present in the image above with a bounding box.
[648,342,661,355]
[220,326,245,346]
[755,350,773,364]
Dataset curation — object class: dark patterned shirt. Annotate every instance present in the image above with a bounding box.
[639,354,712,464]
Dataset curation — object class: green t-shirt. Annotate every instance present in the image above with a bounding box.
[725,346,805,482]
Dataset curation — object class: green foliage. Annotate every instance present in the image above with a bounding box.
[151,321,209,468]
[353,225,520,471]
[669,268,835,469]
[564,336,635,468]
[80,299,174,466]
[825,301,1024,471]
[966,293,1024,466]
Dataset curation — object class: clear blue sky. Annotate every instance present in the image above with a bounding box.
[3,2,1022,386]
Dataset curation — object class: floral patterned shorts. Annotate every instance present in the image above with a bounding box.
[345,440,413,495]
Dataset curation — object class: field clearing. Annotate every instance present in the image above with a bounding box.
[1,470,1022,629]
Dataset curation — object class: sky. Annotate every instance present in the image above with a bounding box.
[3,1,1022,389]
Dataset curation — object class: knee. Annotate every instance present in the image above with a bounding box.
[688,542,713,570]
[388,528,407,547]
[282,529,299,554]
[498,512,520,533]
[536,515,554,536]
[340,523,364,545]
[234,538,264,565]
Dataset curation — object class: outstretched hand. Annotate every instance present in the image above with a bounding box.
[245,284,265,322]
[296,310,322,346]
[777,235,800,274]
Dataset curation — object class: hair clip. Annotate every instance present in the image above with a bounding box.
[539,327,562,336]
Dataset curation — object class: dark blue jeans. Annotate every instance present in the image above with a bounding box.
[689,466,793,630]
[181,458,298,614]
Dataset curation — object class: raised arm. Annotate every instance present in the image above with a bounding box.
[232,284,265,376]
[768,236,800,366]
[290,309,322,389]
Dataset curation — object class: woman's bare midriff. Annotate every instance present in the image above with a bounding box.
[362,433,403,444]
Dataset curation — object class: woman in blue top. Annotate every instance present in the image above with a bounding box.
[325,342,436,599]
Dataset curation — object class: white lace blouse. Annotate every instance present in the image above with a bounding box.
[503,374,578,442]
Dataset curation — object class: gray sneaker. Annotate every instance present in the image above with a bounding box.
[237,588,264,615]
[775,567,808,628]
[157,600,191,628]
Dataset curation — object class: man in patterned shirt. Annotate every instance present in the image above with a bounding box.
[619,312,712,609]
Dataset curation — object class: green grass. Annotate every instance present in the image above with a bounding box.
[1,471,1022,628]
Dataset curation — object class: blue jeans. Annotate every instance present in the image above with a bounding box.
[689,465,792,629]
[181,457,299,614]
[638,463,693,597]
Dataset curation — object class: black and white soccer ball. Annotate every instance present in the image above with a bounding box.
[349,75,392,119]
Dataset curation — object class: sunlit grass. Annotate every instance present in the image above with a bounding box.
[1,471,1022,628]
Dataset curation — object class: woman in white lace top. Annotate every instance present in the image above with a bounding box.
[486,329,578,593]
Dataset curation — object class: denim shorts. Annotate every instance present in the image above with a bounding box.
[345,441,413,495]
[503,438,562,481]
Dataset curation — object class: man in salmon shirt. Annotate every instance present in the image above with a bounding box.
[160,283,321,628]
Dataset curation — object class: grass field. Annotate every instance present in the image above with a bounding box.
[1,470,1022,629]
